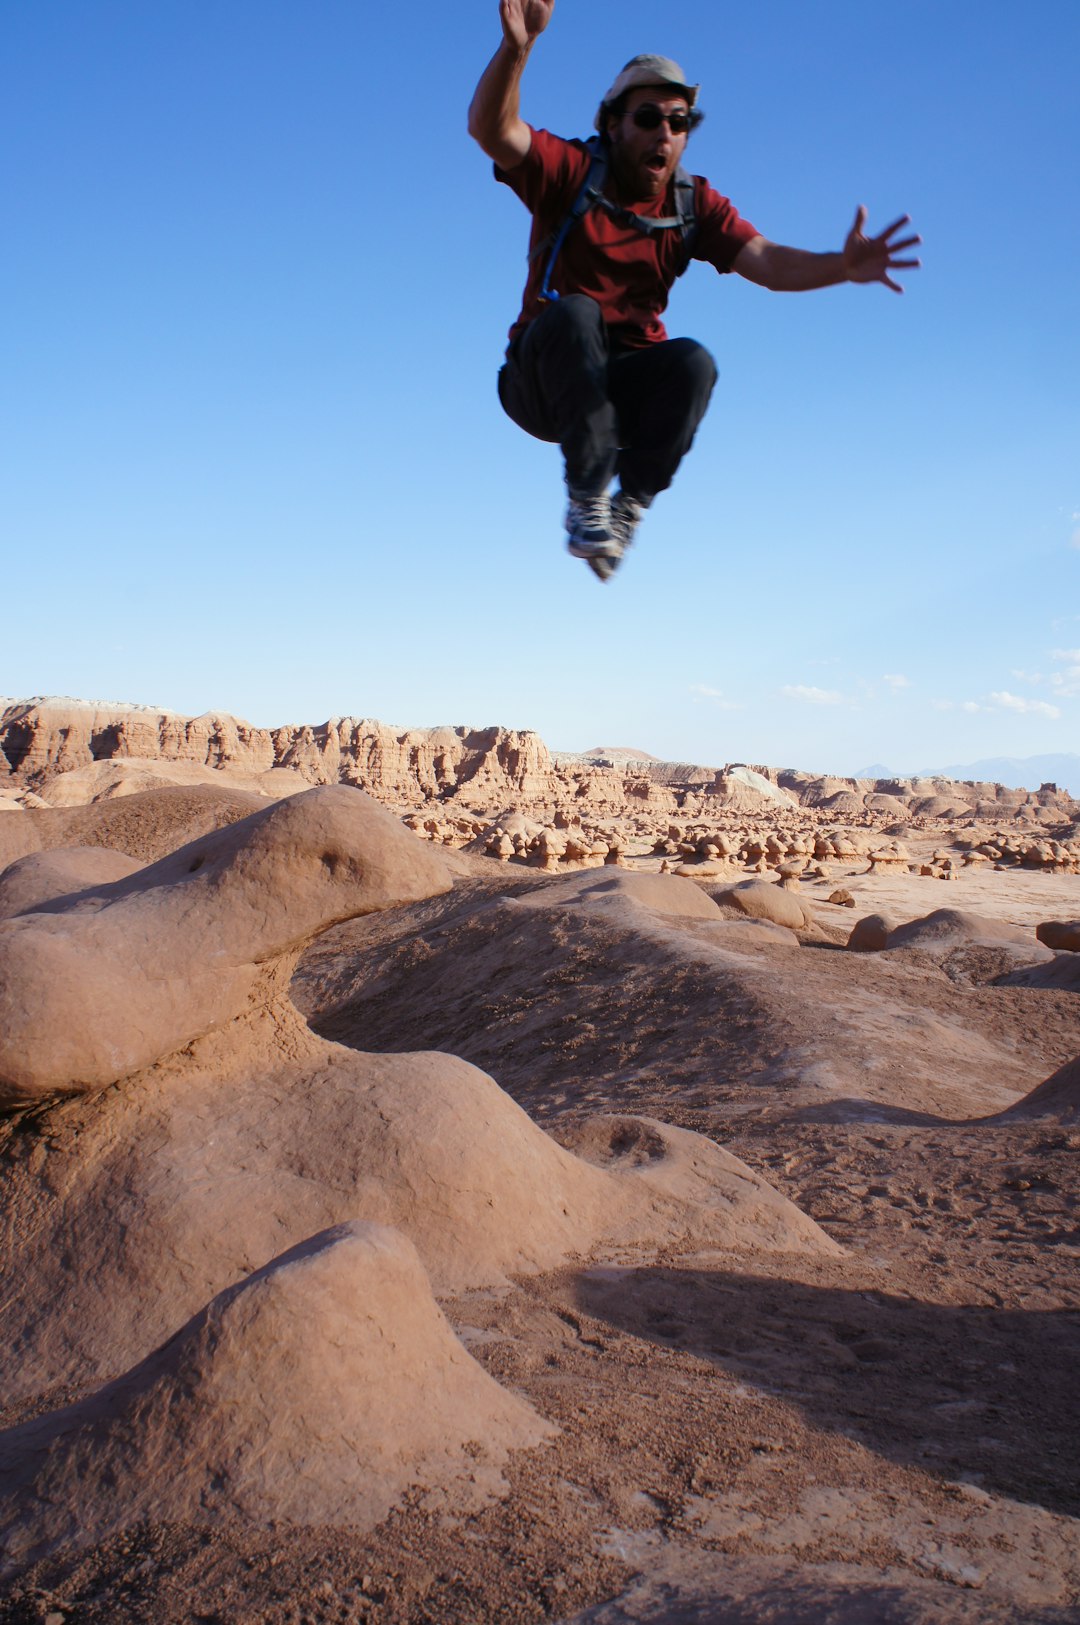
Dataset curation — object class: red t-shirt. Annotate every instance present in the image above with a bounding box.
[496,127,760,348]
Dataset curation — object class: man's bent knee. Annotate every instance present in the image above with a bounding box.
[672,339,718,395]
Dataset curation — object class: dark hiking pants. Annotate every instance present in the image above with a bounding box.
[497,293,718,504]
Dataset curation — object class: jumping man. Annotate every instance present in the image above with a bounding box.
[468,0,921,581]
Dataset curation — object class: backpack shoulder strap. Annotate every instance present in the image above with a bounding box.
[671,166,699,277]
[534,137,608,303]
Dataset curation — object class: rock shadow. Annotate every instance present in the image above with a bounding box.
[574,1265,1080,1517]
[784,1099,959,1127]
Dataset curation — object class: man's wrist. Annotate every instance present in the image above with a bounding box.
[498,36,533,65]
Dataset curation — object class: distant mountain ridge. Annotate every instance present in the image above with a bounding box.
[855,754,1080,797]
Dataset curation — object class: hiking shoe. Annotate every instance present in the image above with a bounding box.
[565,493,620,560]
[585,552,620,583]
[610,490,645,554]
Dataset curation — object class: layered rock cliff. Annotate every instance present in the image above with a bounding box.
[2,698,1077,828]
[0,701,556,811]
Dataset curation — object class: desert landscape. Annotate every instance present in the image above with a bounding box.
[1,696,1078,1624]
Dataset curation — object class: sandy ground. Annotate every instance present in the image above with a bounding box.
[2,844,1078,1623]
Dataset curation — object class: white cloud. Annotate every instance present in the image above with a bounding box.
[1041,650,1080,697]
[988,690,1061,718]
[1011,668,1044,684]
[935,671,1069,716]
[781,684,843,706]
[690,684,741,710]
[883,673,910,690]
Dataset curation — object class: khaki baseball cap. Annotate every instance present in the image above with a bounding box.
[597,54,700,125]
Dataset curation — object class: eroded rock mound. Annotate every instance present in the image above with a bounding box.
[0,785,452,1103]
[0,846,143,921]
[717,878,815,933]
[0,783,272,875]
[847,913,897,953]
[561,1116,830,1254]
[0,1221,550,1579]
[996,954,1080,992]
[0,793,836,1403]
[0,1018,837,1401]
[884,909,1051,961]
[521,868,724,921]
[1037,920,1080,952]
[986,1055,1080,1126]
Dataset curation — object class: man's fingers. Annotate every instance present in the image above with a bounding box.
[851,204,868,235]
[888,257,921,269]
[887,233,921,252]
[879,214,911,239]
[882,274,903,293]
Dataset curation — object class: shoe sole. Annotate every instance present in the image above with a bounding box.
[567,538,622,561]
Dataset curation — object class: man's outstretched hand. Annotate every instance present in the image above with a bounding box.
[843,206,921,293]
[499,0,554,52]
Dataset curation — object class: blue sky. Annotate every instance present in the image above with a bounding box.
[2,0,1078,775]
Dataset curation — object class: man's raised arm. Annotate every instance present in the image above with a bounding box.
[733,207,921,294]
[467,0,554,170]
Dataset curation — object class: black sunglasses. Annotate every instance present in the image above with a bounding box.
[631,104,692,135]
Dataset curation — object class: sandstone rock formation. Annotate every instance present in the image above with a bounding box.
[0,846,142,921]
[0,699,556,810]
[533,868,725,921]
[25,757,308,806]
[4,701,1078,845]
[0,783,270,874]
[847,908,1053,961]
[884,908,1052,960]
[0,1222,550,1578]
[987,1055,1080,1125]
[1036,919,1080,952]
[717,878,816,933]
[0,788,836,1419]
[3,747,1077,1613]
[996,954,1080,993]
[0,786,452,1102]
[847,913,895,953]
